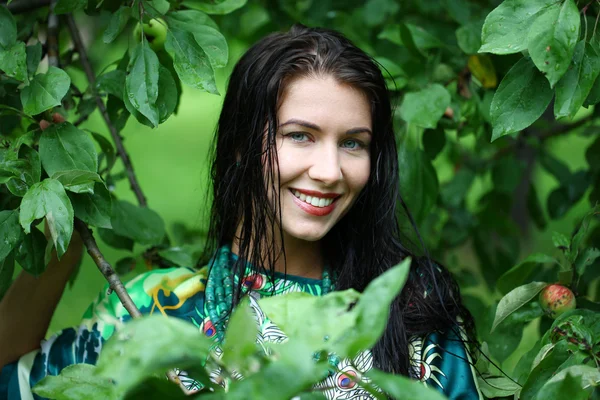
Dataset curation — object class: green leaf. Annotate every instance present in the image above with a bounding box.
[70,182,112,229]
[397,140,439,224]
[0,252,14,300]
[571,203,600,254]
[164,10,218,31]
[0,41,28,83]
[536,371,591,400]
[90,132,117,173]
[97,70,126,100]
[53,0,87,14]
[103,6,131,44]
[123,377,188,400]
[540,151,571,184]
[491,155,525,193]
[497,253,557,294]
[440,167,475,208]
[157,244,202,267]
[492,281,547,332]
[26,42,42,78]
[125,42,160,127]
[192,26,228,69]
[147,0,169,14]
[97,228,133,251]
[0,5,17,48]
[585,136,600,171]
[222,298,259,373]
[335,258,411,358]
[367,369,447,400]
[123,65,177,126]
[224,341,329,400]
[96,315,213,393]
[479,0,556,54]
[182,0,247,15]
[399,84,450,128]
[51,170,101,193]
[33,364,118,400]
[19,179,74,259]
[477,375,521,398]
[5,145,41,197]
[115,256,136,274]
[260,290,360,354]
[165,28,218,95]
[20,67,71,116]
[575,247,600,276]
[39,123,98,179]
[520,341,576,400]
[456,20,483,55]
[554,41,600,119]
[421,127,446,161]
[583,74,600,107]
[0,210,23,261]
[527,0,580,88]
[552,231,570,250]
[489,57,553,141]
[111,200,165,245]
[15,227,47,277]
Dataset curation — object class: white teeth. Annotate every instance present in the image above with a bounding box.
[291,190,336,208]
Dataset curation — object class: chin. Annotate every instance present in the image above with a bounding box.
[284,226,329,242]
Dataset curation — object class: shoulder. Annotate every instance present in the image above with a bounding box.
[409,327,483,400]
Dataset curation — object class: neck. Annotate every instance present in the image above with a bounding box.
[231,227,324,280]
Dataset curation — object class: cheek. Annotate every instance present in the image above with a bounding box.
[346,157,371,192]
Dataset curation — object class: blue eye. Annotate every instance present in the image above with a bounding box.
[341,139,361,149]
[289,132,309,142]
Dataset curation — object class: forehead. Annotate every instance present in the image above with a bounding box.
[277,75,372,129]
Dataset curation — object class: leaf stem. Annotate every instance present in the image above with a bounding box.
[65,15,148,207]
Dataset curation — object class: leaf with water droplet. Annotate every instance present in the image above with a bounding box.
[19,179,74,259]
[554,41,600,119]
[125,42,160,127]
[490,57,553,141]
[527,0,580,88]
[0,210,24,262]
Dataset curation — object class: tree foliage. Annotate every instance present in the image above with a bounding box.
[0,0,600,398]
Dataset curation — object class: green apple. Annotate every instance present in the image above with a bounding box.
[133,18,168,52]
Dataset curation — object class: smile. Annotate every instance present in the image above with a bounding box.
[291,190,335,207]
[289,189,341,217]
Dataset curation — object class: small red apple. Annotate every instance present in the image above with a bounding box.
[539,284,576,319]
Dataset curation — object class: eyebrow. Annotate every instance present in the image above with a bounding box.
[279,118,372,135]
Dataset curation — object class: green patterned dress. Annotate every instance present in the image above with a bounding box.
[0,247,483,399]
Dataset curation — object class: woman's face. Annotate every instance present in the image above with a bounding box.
[271,74,372,243]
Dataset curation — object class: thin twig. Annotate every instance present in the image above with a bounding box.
[74,219,142,318]
[5,0,51,14]
[46,1,59,68]
[65,15,148,207]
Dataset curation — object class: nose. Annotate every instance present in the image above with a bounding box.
[307,144,342,185]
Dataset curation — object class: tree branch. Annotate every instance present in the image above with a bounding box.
[490,113,597,162]
[74,219,142,318]
[46,1,59,68]
[65,15,148,207]
[4,0,51,14]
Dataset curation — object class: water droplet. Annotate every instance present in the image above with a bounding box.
[555,64,560,71]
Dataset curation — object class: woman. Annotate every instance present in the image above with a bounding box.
[0,25,482,399]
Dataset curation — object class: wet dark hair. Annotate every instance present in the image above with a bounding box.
[206,24,476,375]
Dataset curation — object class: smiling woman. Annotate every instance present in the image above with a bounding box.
[0,24,482,400]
